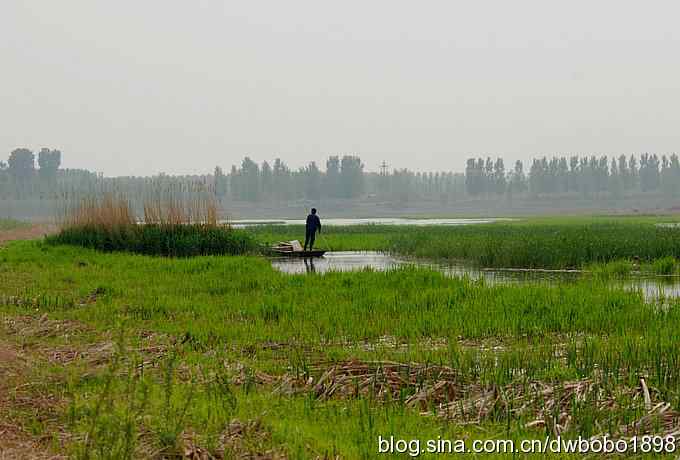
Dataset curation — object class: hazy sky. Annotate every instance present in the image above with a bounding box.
[2,1,679,176]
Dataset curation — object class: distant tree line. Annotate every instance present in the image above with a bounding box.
[0,148,62,198]
[0,148,211,205]
[464,154,680,199]
[4,147,680,207]
[215,155,469,204]
[374,169,467,205]
[219,155,365,202]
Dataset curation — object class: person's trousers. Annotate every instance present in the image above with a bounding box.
[304,230,316,250]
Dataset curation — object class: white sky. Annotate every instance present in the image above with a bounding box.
[1,1,679,176]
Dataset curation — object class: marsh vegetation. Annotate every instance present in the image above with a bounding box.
[2,215,680,458]
[46,196,257,257]
[252,217,680,269]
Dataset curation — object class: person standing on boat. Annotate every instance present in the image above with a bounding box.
[304,208,321,251]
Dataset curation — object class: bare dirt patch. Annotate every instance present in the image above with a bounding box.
[4,314,88,339]
[3,315,171,378]
[0,224,57,247]
[0,422,64,460]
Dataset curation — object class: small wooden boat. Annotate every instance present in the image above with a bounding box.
[271,249,326,258]
[270,240,326,257]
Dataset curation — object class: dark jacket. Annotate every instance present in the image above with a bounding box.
[306,214,321,233]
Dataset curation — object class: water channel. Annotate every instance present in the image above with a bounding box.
[271,251,680,301]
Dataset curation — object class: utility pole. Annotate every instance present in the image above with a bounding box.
[380,161,389,176]
[378,161,389,196]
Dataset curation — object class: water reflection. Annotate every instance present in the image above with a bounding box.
[271,251,402,274]
[303,257,316,274]
[271,251,680,302]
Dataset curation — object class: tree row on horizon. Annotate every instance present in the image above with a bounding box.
[3,147,680,203]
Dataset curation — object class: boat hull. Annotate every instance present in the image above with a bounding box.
[271,250,326,258]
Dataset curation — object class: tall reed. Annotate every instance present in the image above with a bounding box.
[142,197,217,226]
[50,194,255,256]
[59,195,136,229]
[387,222,680,268]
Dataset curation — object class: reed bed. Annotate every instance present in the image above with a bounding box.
[59,195,137,228]
[249,220,680,268]
[142,196,218,226]
[386,222,680,268]
[49,194,256,256]
[248,218,680,274]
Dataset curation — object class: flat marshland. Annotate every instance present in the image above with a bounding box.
[252,216,680,269]
[2,213,680,458]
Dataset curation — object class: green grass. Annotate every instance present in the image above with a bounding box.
[46,223,258,257]
[388,223,680,269]
[5,241,669,343]
[250,217,680,269]
[2,239,680,457]
[587,260,635,279]
[648,256,678,276]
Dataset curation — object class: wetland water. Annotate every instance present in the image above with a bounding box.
[271,251,680,301]
[231,217,510,227]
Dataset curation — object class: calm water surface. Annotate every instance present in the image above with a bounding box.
[231,217,511,227]
[271,251,680,301]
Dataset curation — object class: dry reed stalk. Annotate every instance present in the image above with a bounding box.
[61,193,220,229]
[59,195,135,229]
[265,359,680,440]
[141,196,218,226]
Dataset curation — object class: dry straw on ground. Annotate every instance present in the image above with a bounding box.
[261,359,680,440]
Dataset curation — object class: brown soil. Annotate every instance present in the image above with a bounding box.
[0,224,57,247]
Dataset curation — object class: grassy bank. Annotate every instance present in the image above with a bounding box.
[2,240,680,457]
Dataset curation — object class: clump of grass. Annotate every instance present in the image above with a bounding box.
[49,195,257,256]
[649,256,678,275]
[588,260,634,279]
